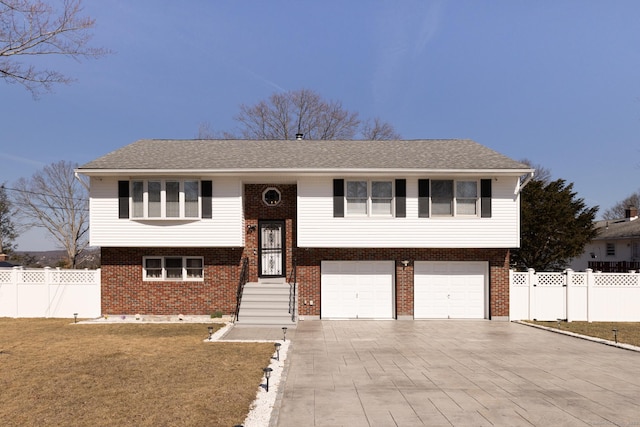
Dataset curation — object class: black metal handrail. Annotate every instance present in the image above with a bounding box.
[288,257,297,322]
[234,257,249,322]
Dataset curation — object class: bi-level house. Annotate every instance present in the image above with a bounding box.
[77,139,533,322]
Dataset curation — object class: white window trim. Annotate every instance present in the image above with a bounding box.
[131,179,201,219]
[345,179,394,218]
[143,256,204,281]
[431,179,480,217]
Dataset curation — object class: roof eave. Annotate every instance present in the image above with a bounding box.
[76,167,535,177]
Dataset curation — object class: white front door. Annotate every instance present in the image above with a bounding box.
[321,261,394,319]
[414,261,487,319]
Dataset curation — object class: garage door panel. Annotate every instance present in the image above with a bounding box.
[321,261,394,319]
[414,261,487,319]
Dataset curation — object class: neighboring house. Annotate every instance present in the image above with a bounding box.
[570,207,640,272]
[0,253,16,268]
[77,139,533,321]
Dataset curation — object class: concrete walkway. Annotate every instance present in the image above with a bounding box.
[272,320,640,427]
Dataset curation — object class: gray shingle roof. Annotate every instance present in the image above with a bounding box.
[78,139,531,172]
[595,218,640,240]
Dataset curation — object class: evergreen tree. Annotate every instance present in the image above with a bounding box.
[512,179,598,271]
[0,184,18,254]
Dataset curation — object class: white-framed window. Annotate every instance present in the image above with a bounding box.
[431,179,479,217]
[346,180,393,217]
[143,256,204,281]
[131,180,200,219]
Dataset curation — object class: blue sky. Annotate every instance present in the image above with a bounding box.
[3,0,640,251]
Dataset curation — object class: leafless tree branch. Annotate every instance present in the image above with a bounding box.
[0,0,109,96]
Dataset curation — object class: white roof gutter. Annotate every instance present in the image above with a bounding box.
[516,171,535,194]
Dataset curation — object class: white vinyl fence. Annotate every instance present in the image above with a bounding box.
[0,267,101,318]
[510,269,640,322]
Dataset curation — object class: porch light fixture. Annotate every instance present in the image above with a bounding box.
[612,328,618,344]
[263,367,273,392]
[274,342,281,361]
[247,224,257,232]
[208,326,214,341]
[401,260,410,270]
[282,327,288,342]
[73,313,78,324]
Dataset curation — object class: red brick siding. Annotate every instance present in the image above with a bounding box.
[101,247,243,315]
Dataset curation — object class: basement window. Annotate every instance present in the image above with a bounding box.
[143,256,204,281]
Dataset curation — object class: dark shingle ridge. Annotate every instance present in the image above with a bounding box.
[78,139,530,171]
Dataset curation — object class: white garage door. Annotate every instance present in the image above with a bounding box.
[321,261,395,319]
[414,261,487,319]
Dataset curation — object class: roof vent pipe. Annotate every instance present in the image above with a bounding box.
[295,133,304,140]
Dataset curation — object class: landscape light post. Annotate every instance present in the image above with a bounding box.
[612,328,618,344]
[263,367,273,392]
[208,326,214,341]
[282,327,287,342]
[274,342,281,361]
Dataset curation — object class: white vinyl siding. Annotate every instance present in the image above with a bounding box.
[297,176,521,248]
[89,177,243,247]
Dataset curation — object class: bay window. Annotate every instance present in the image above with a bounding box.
[130,180,201,219]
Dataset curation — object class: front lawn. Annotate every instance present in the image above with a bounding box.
[0,319,274,426]
[526,320,640,347]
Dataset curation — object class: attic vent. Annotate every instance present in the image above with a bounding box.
[295,133,304,140]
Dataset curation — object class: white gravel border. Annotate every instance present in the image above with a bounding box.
[204,324,291,427]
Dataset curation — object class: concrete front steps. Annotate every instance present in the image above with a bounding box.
[234,279,297,327]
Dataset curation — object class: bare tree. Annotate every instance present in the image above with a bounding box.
[602,190,640,220]
[520,159,552,184]
[196,122,236,139]
[0,0,108,96]
[12,160,88,267]
[361,117,401,140]
[234,88,401,140]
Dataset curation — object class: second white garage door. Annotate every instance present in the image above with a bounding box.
[321,261,395,319]
[414,261,488,319]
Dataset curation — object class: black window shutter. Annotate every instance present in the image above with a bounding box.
[481,179,492,218]
[201,180,213,219]
[118,180,129,219]
[418,179,430,218]
[333,179,344,218]
[395,179,406,218]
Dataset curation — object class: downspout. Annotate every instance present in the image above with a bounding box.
[516,171,535,195]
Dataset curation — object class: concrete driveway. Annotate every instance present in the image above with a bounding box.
[272,320,640,426]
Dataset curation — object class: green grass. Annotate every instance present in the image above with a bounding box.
[0,319,275,427]
[526,321,640,347]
